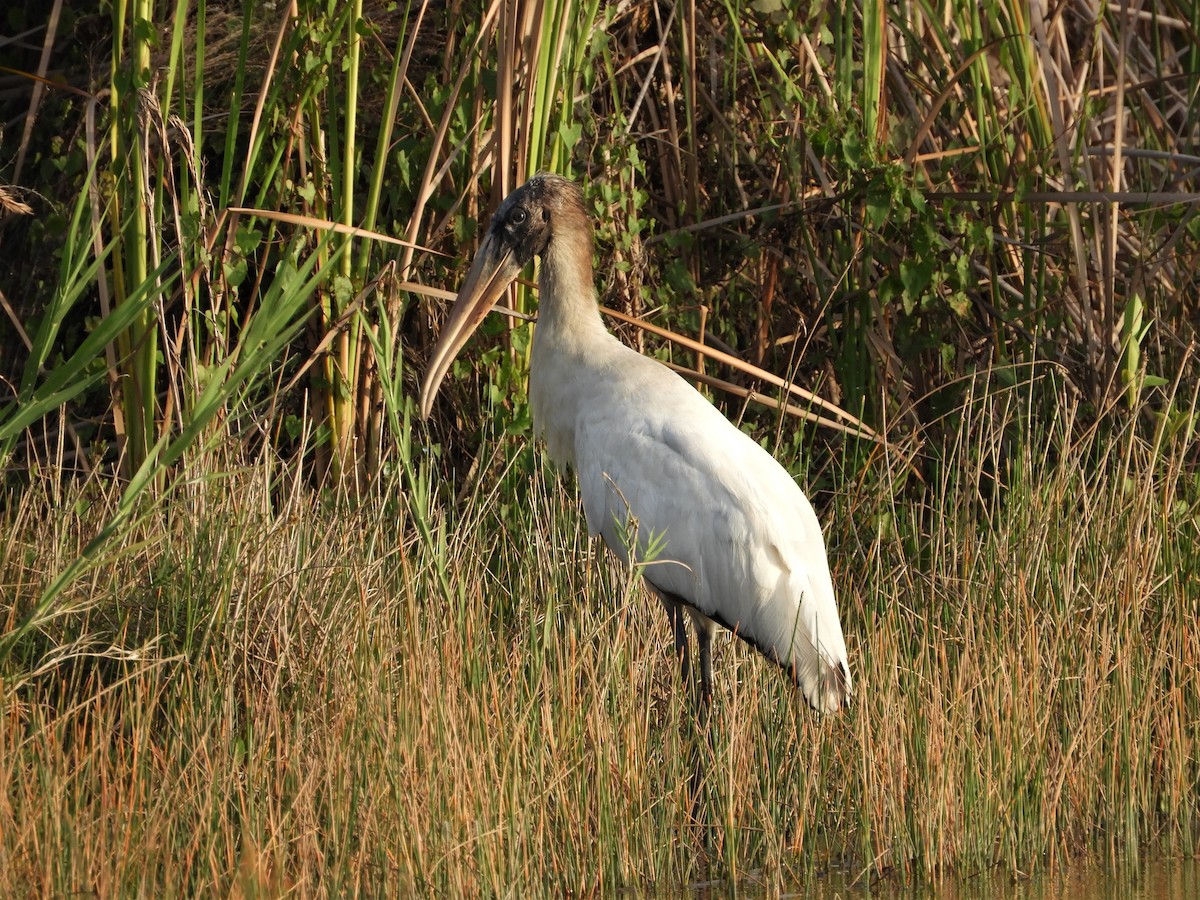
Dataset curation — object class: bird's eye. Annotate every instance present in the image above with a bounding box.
[509,207,528,226]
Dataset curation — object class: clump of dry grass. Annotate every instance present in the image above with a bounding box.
[2,377,1197,895]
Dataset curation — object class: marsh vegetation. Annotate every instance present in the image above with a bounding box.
[2,0,1198,894]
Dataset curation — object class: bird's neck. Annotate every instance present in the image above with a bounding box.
[536,229,608,348]
[529,226,619,468]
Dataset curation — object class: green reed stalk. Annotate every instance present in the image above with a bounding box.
[861,0,885,147]
[107,0,159,476]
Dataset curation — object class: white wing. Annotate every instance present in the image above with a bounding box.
[566,349,851,712]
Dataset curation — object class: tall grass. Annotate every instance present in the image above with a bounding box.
[2,380,1197,894]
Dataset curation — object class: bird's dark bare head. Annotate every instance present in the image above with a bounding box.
[419,174,592,418]
[487,173,590,267]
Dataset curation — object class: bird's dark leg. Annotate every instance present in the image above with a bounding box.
[683,612,717,834]
[648,590,716,826]
[695,619,714,717]
[659,594,691,687]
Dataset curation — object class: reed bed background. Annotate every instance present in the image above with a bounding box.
[2,0,1199,894]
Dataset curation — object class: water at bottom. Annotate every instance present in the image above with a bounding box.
[706,855,1199,899]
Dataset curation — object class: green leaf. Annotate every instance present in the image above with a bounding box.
[900,258,933,299]
[865,188,890,228]
[878,273,901,306]
[133,17,157,44]
[940,342,955,373]
[235,225,262,254]
[947,291,971,317]
[333,275,355,307]
[841,131,863,167]
[557,119,582,152]
[223,255,248,288]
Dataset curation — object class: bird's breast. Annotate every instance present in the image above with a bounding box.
[528,340,586,469]
[528,315,639,470]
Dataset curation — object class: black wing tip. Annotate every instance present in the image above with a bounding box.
[827,659,853,712]
[793,656,851,714]
[640,582,853,712]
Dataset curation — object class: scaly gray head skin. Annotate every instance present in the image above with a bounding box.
[420,174,590,418]
[488,174,589,265]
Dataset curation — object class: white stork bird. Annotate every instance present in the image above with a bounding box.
[420,174,851,713]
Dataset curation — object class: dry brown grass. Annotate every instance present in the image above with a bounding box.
[2,382,1197,895]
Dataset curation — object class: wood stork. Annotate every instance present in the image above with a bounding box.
[420,174,851,713]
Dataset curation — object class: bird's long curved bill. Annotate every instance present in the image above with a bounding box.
[420,233,522,419]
